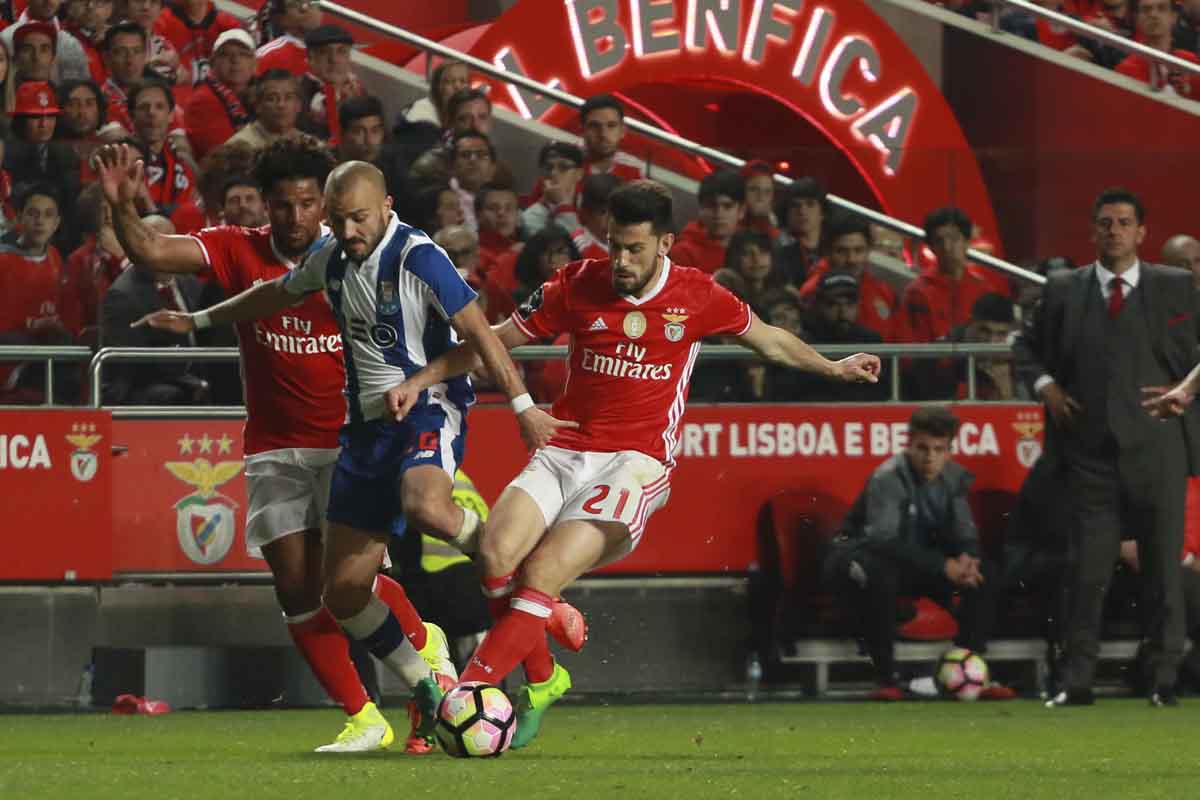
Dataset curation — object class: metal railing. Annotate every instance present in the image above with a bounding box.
[317,1,1043,288]
[992,0,1200,89]
[85,342,1018,407]
[0,345,94,406]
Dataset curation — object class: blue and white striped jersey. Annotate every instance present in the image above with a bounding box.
[283,212,478,423]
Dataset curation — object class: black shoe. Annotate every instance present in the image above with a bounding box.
[1149,687,1179,707]
[1044,688,1095,707]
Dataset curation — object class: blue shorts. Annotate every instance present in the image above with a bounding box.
[326,406,467,536]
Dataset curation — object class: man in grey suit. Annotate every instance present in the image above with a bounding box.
[1014,188,1200,707]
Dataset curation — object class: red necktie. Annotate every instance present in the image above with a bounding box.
[1108,277,1125,319]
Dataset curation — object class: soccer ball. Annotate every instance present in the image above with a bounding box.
[935,647,989,701]
[434,682,516,758]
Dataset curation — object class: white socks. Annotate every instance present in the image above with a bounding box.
[450,507,481,554]
[336,595,430,688]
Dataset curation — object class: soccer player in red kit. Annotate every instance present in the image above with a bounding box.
[97,136,458,754]
[391,180,881,748]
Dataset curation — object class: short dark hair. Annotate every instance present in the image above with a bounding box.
[909,406,960,440]
[445,87,490,125]
[922,206,972,242]
[608,179,673,235]
[252,135,336,197]
[698,170,745,206]
[56,79,108,127]
[580,173,622,212]
[254,69,299,104]
[971,293,1016,325]
[777,177,827,220]
[339,94,385,132]
[127,78,175,112]
[538,140,583,168]
[514,225,579,291]
[411,181,454,233]
[221,174,261,204]
[102,20,148,53]
[758,288,801,314]
[76,182,108,234]
[723,230,772,272]
[14,181,61,213]
[1092,187,1145,224]
[473,182,517,216]
[450,129,495,161]
[824,213,872,251]
[580,93,625,124]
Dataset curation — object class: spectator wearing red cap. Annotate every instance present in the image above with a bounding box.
[101,22,187,141]
[156,0,241,85]
[2,1,91,83]
[1116,0,1200,97]
[774,177,826,287]
[570,172,621,261]
[522,141,583,237]
[741,160,781,240]
[670,170,745,274]
[13,20,59,82]
[0,183,70,402]
[183,28,255,159]
[256,0,320,76]
[893,207,995,343]
[300,23,363,143]
[5,82,81,246]
[798,214,897,340]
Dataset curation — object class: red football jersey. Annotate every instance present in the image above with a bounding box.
[511,257,752,464]
[157,2,242,84]
[0,245,63,388]
[192,225,346,454]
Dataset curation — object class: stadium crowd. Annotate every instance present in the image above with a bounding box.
[942,0,1200,98]
[2,0,1172,408]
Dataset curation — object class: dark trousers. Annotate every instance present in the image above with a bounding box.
[828,547,999,684]
[1062,451,1186,690]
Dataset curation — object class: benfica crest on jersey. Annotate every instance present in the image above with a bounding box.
[662,312,688,342]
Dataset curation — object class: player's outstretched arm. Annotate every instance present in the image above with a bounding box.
[96,143,207,274]
[1143,360,1200,418]
[132,275,299,332]
[736,315,881,383]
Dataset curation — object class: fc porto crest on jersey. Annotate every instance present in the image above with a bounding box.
[378,281,400,315]
[662,310,689,342]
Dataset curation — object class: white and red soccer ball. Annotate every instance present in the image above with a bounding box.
[935,647,990,701]
[434,682,516,758]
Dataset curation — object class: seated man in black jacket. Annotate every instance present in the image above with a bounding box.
[823,406,1009,699]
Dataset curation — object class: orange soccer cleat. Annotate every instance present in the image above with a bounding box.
[547,599,588,652]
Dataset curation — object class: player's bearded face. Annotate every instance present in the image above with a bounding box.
[608,221,672,296]
[327,182,393,262]
[266,178,323,259]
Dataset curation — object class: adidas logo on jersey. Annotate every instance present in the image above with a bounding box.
[589,317,608,331]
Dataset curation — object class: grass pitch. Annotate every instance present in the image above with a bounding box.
[0,700,1194,800]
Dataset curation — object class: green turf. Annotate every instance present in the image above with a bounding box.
[0,700,1195,800]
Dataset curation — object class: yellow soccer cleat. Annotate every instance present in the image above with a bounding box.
[314,701,394,753]
[418,622,458,684]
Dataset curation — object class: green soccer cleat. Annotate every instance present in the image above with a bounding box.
[510,661,572,750]
[412,676,445,739]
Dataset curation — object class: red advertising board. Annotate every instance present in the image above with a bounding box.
[1,409,113,581]
[98,405,1044,576]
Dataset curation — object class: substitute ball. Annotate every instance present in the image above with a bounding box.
[935,647,989,701]
[434,682,515,758]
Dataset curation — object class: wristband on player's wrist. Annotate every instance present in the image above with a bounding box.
[510,393,534,414]
[193,310,212,330]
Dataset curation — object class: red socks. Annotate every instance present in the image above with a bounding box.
[461,587,554,684]
[479,574,554,684]
[374,573,427,651]
[287,607,369,716]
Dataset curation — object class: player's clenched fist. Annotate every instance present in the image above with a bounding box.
[385,382,421,421]
[516,407,579,452]
[833,353,882,383]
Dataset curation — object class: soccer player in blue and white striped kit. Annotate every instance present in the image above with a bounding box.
[175,161,575,751]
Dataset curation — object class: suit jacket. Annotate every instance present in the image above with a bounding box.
[1013,261,1200,474]
[100,266,204,404]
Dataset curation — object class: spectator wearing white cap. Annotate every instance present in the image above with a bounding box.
[184,28,256,159]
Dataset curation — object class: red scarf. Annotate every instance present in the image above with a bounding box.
[203,76,251,130]
[145,141,193,210]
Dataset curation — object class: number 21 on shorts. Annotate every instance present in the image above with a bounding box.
[581,484,633,522]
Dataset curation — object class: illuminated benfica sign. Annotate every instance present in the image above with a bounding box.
[468,0,999,242]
